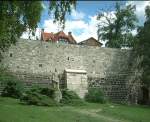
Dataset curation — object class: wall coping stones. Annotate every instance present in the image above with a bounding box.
[65,69,87,74]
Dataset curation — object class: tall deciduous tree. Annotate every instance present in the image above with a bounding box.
[135,6,150,86]
[0,1,43,53]
[97,3,137,48]
[0,1,76,61]
[49,0,76,29]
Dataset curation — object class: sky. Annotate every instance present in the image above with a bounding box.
[21,1,150,44]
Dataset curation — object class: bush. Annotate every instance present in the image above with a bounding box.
[60,89,85,106]
[61,89,80,100]
[1,80,24,98]
[20,87,58,106]
[40,87,55,98]
[0,70,24,98]
[85,88,106,103]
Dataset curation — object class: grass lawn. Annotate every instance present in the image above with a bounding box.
[0,97,150,122]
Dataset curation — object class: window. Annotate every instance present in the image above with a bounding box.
[10,53,13,57]
[59,38,68,44]
[93,60,95,63]
[39,64,42,67]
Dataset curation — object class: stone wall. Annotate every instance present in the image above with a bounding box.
[1,39,140,103]
[0,71,53,94]
[2,39,132,76]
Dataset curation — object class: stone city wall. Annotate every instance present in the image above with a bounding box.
[2,39,133,76]
[1,39,140,103]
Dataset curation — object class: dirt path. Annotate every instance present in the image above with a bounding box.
[72,108,130,122]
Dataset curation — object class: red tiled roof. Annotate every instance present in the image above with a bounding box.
[54,31,69,41]
[42,32,56,42]
[42,31,76,44]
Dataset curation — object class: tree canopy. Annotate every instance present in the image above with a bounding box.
[97,3,137,48]
[0,1,43,52]
[135,6,150,86]
[49,0,76,29]
[0,1,76,61]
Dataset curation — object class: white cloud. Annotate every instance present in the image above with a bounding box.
[66,20,88,30]
[71,9,85,20]
[66,15,99,43]
[21,28,41,40]
[126,1,150,25]
[74,15,98,42]
[124,1,150,36]
[43,19,60,33]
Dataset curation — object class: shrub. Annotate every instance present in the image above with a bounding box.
[60,89,85,106]
[61,89,80,100]
[40,87,55,98]
[0,71,24,99]
[85,88,106,103]
[0,70,24,98]
[20,87,58,106]
[1,81,23,98]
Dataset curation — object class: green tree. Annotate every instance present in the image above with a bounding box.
[49,0,76,29]
[0,1,43,58]
[135,6,150,86]
[0,1,76,61]
[97,3,137,48]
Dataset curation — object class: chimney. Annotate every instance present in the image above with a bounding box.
[41,28,44,41]
[42,28,44,33]
[68,32,72,35]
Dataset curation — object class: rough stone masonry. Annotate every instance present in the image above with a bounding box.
[1,39,141,103]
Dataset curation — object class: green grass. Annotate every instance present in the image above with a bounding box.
[0,97,150,122]
[97,103,150,122]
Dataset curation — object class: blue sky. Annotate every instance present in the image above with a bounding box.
[22,1,150,43]
[39,1,126,28]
